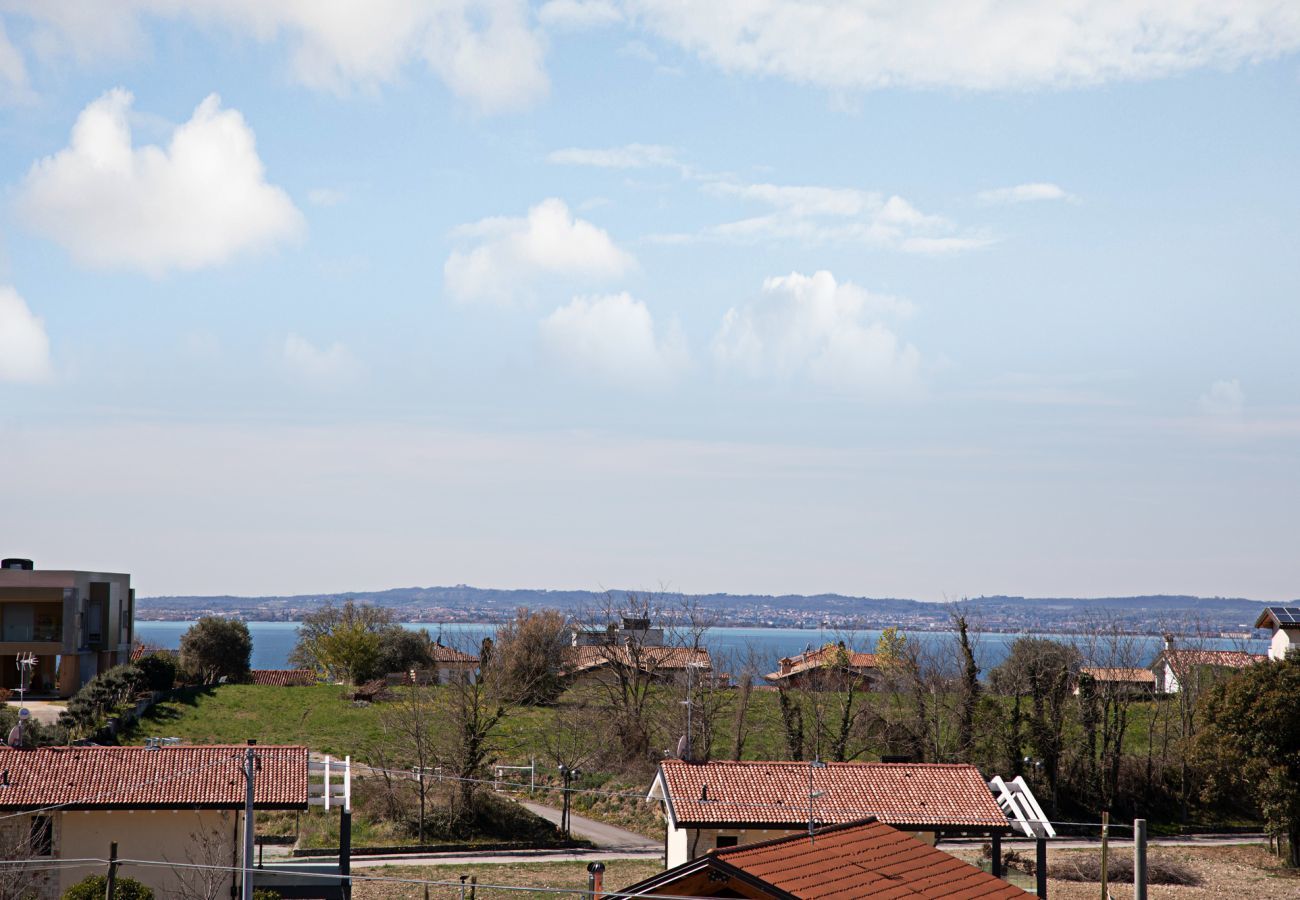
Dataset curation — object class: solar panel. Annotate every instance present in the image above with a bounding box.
[1264,607,1300,625]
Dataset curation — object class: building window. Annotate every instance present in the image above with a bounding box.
[715,835,738,849]
[30,815,53,856]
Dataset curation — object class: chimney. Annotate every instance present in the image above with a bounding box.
[1162,633,1175,651]
[779,657,792,675]
[586,862,605,900]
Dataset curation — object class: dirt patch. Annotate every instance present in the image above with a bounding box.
[352,859,664,900]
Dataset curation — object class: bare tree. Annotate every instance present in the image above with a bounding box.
[375,680,439,841]
[168,820,237,900]
[434,637,511,817]
[0,818,50,900]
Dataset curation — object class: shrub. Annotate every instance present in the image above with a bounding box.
[63,874,154,899]
[135,652,178,692]
[1051,851,1200,886]
[57,664,147,739]
[252,891,282,900]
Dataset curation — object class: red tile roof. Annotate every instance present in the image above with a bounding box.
[1080,667,1156,685]
[656,759,1008,830]
[250,669,316,686]
[429,644,479,665]
[1155,649,1266,673]
[0,745,308,810]
[765,643,879,682]
[715,818,1030,899]
[567,645,712,675]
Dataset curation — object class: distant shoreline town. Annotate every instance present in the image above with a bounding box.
[136,585,1286,636]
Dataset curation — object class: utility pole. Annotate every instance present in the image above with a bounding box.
[241,747,256,900]
[1134,818,1148,900]
[1099,811,1110,900]
[104,841,118,900]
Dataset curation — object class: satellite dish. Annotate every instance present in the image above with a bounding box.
[17,708,30,719]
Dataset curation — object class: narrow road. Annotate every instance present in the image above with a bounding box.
[514,799,660,851]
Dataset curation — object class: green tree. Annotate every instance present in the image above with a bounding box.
[289,601,396,683]
[179,617,252,684]
[375,626,434,677]
[1200,657,1300,865]
[63,874,154,899]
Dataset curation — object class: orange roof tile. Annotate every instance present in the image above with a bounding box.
[620,818,1031,899]
[765,643,879,682]
[249,669,317,686]
[1080,667,1155,684]
[0,745,308,810]
[656,759,1008,830]
[1156,649,1266,673]
[567,645,712,674]
[430,644,479,664]
[721,818,1030,899]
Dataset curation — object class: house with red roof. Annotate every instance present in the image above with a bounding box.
[648,759,1011,868]
[0,744,308,899]
[619,817,1031,899]
[763,642,879,691]
[1149,636,1265,693]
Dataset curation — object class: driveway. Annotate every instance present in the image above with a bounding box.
[5,699,64,725]
[514,799,660,852]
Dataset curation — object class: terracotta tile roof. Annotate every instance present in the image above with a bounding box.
[250,669,316,686]
[429,644,479,664]
[765,643,879,682]
[712,818,1030,899]
[1155,649,1266,673]
[1079,667,1156,685]
[0,745,308,810]
[656,759,1008,830]
[567,645,712,674]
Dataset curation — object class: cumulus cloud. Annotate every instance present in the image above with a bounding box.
[15,89,303,275]
[444,198,635,305]
[1200,379,1245,415]
[0,286,53,383]
[2,1,548,114]
[547,143,680,169]
[540,292,688,387]
[713,270,920,395]
[538,0,624,29]
[660,180,991,253]
[978,183,1075,205]
[630,1,1300,92]
[282,333,358,383]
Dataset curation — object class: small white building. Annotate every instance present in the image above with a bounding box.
[1254,607,1300,661]
[0,744,308,899]
[647,759,1011,868]
[1149,635,1265,693]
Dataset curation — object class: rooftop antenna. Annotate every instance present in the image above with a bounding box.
[808,757,826,844]
[14,653,36,747]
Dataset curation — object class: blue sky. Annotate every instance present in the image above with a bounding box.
[1,2,1297,599]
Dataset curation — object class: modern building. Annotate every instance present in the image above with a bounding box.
[648,759,1012,868]
[618,817,1031,899]
[0,558,134,697]
[0,744,308,899]
[1254,607,1300,660]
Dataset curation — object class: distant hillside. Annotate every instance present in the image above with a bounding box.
[136,585,1284,633]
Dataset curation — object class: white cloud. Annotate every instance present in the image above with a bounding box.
[540,292,688,387]
[282,333,358,383]
[15,88,303,275]
[713,270,921,395]
[0,286,53,383]
[1200,379,1245,415]
[662,180,990,253]
[538,0,624,29]
[547,143,680,169]
[444,198,635,305]
[2,1,548,114]
[0,19,32,103]
[978,183,1075,205]
[630,1,1300,92]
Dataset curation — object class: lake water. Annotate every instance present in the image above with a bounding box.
[135,621,1267,674]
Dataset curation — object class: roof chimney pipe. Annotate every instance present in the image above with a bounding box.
[586,862,605,900]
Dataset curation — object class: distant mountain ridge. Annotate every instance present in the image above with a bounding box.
[136,585,1285,632]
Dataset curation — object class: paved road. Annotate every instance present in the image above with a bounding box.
[515,799,660,851]
[5,700,64,725]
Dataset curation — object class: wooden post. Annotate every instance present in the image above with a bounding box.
[1100,811,1109,900]
[991,832,1003,879]
[1134,818,1147,900]
[104,841,118,900]
[1035,837,1048,899]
